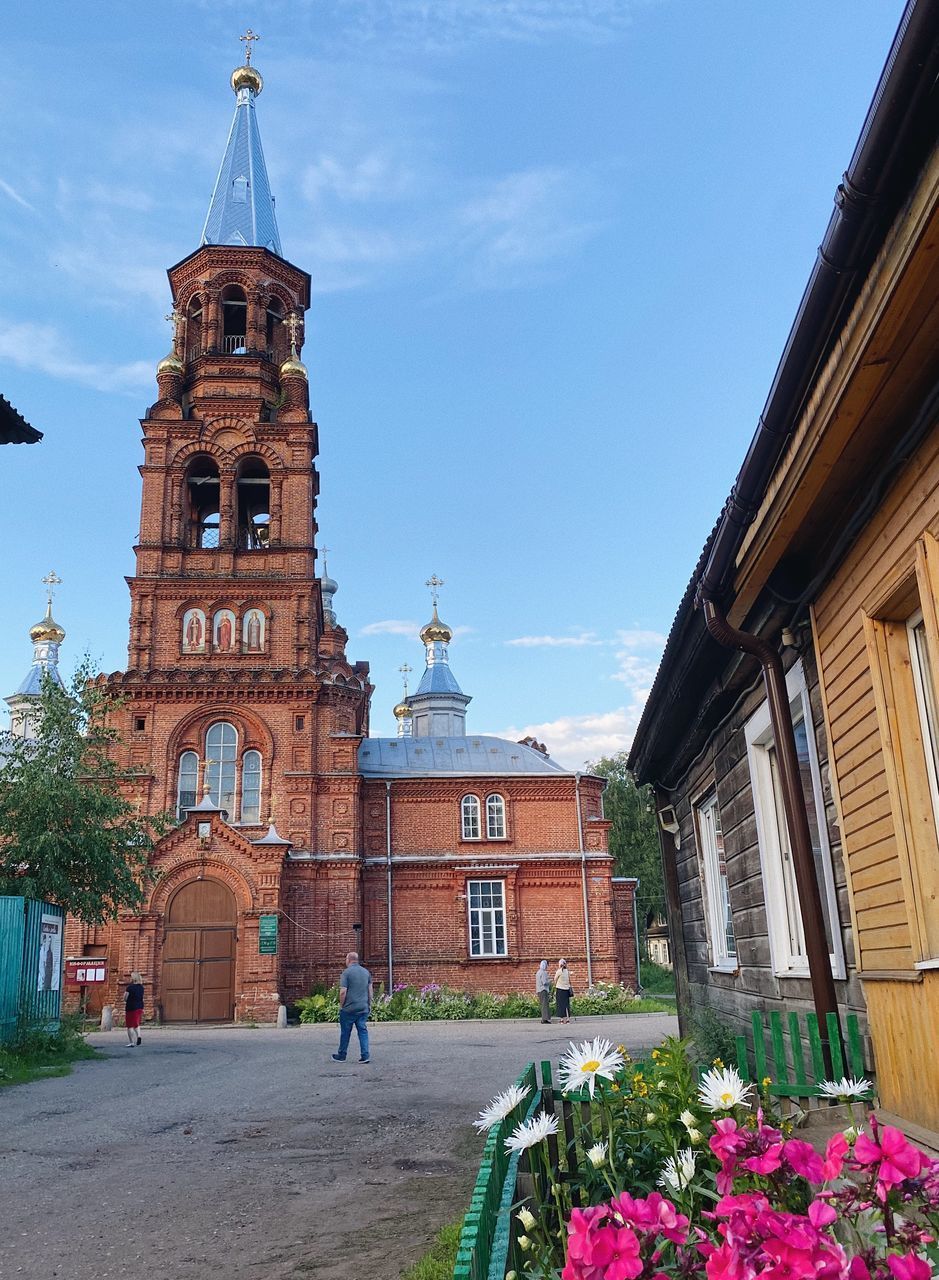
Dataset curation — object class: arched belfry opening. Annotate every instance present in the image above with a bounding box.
[186,297,203,361]
[266,298,286,362]
[185,456,221,548]
[221,285,247,354]
[236,457,271,549]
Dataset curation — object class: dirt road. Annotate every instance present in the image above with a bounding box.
[0,1014,676,1279]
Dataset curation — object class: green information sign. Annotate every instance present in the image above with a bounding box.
[258,914,279,955]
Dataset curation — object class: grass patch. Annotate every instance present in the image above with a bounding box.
[0,1015,101,1089]
[639,959,676,996]
[401,1220,462,1280]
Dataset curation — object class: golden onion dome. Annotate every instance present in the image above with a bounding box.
[420,606,452,645]
[30,604,65,645]
[280,354,308,380]
[393,700,412,721]
[157,351,184,376]
[231,64,263,95]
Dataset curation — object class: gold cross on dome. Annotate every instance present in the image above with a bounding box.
[164,309,182,345]
[286,310,302,354]
[240,28,260,64]
[399,662,412,695]
[425,574,444,607]
[41,570,62,608]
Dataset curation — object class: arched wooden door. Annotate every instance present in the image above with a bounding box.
[162,879,236,1022]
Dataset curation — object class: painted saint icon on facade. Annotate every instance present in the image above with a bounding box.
[182,608,207,653]
[214,609,237,652]
[243,608,265,653]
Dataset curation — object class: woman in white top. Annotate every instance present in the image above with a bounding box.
[535,960,552,1023]
[554,959,572,1023]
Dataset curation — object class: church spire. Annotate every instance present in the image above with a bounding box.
[409,576,471,737]
[5,572,66,740]
[201,30,283,256]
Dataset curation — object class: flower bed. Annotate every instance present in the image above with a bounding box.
[296,981,668,1024]
[470,1036,939,1280]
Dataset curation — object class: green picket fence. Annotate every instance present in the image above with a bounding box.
[735,1010,867,1105]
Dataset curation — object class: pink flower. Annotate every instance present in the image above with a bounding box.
[783,1138,825,1183]
[704,1241,754,1280]
[854,1124,927,1198]
[742,1143,784,1176]
[886,1255,932,1280]
[610,1191,689,1246]
[848,1258,872,1280]
[709,1117,747,1162]
[588,1224,643,1280]
[807,1199,837,1229]
[821,1132,849,1181]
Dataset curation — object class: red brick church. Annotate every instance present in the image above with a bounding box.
[23,46,636,1021]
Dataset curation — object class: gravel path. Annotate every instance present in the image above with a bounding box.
[0,1013,677,1280]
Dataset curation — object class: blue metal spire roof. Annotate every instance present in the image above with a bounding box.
[201,66,282,256]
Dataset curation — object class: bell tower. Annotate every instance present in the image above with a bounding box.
[98,37,372,1021]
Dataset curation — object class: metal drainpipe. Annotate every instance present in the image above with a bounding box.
[385,781,393,993]
[632,877,642,994]
[575,773,594,988]
[701,599,840,1070]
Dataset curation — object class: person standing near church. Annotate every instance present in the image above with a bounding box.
[332,952,373,1063]
[554,958,573,1023]
[535,960,552,1023]
[124,971,144,1046]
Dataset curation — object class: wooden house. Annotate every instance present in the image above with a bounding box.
[628,3,939,1142]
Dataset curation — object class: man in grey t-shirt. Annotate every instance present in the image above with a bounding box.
[332,952,373,1064]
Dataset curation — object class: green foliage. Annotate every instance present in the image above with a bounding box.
[639,958,676,995]
[297,980,669,1023]
[0,1014,100,1088]
[587,752,665,918]
[401,1219,463,1280]
[690,1005,739,1066]
[0,660,171,922]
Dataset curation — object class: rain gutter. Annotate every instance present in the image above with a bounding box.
[575,773,594,988]
[385,781,393,992]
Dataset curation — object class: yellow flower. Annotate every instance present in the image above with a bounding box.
[712,1057,724,1068]
[762,1076,772,1088]
[611,1083,620,1093]
[651,1049,661,1060]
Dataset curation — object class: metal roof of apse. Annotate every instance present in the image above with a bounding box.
[358,735,570,778]
[201,87,282,255]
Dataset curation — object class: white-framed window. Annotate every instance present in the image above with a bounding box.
[745,659,845,979]
[205,721,237,816]
[486,793,506,839]
[908,612,939,823]
[461,794,481,840]
[467,879,507,957]
[177,750,199,820]
[241,750,262,824]
[695,791,737,969]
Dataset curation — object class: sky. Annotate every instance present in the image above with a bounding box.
[0,1,906,768]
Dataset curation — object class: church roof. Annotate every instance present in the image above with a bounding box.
[358,734,570,777]
[201,75,282,256]
[13,663,63,698]
[413,662,466,697]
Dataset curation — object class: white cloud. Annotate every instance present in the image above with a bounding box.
[360,619,421,637]
[506,632,603,648]
[0,178,34,211]
[302,151,415,204]
[0,319,154,394]
[616,628,668,648]
[499,708,638,771]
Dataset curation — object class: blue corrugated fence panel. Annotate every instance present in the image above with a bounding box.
[20,899,65,1031]
[0,897,28,1044]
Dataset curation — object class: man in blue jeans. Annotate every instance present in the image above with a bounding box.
[332,951,373,1064]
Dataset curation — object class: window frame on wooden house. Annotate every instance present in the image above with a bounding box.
[466,878,507,957]
[745,659,846,980]
[694,789,737,971]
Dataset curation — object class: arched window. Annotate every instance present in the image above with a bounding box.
[236,457,271,549]
[186,456,220,548]
[486,793,506,840]
[241,751,262,824]
[186,296,203,362]
[461,794,481,840]
[177,751,199,820]
[205,722,237,816]
[221,285,247,354]
[266,298,285,361]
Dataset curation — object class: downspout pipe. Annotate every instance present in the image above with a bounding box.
[632,877,642,995]
[385,781,393,993]
[575,773,594,988]
[701,600,840,1070]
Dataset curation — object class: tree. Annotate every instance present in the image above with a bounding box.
[0,660,168,922]
[588,752,665,920]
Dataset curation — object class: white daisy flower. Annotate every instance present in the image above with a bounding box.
[516,1207,536,1232]
[505,1110,560,1153]
[818,1076,873,1101]
[558,1037,625,1098]
[697,1064,754,1112]
[679,1109,696,1130]
[473,1083,531,1133]
[687,1127,703,1145]
[586,1141,608,1169]
[658,1148,697,1192]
